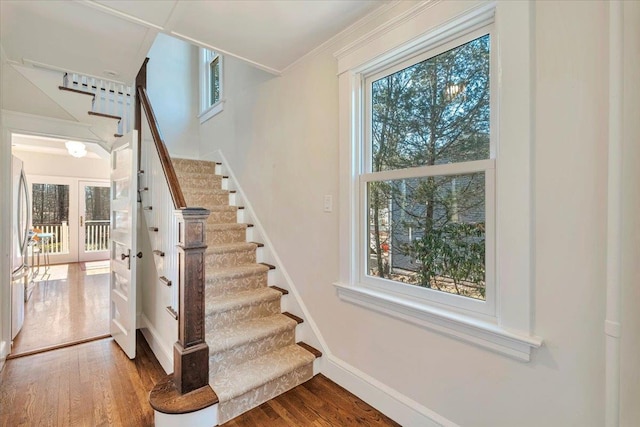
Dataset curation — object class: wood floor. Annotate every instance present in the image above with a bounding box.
[11,262,109,356]
[0,333,400,426]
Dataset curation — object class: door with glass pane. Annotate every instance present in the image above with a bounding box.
[30,178,77,265]
[79,181,110,262]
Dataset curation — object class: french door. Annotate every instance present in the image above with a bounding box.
[79,181,110,262]
[28,176,110,264]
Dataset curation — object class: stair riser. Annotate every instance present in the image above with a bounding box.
[184,192,229,206]
[206,270,267,297]
[179,176,222,189]
[207,228,246,245]
[206,248,256,269]
[172,160,216,175]
[207,210,238,224]
[208,328,295,378]
[205,298,281,333]
[217,364,313,424]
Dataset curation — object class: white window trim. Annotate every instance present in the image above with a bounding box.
[334,1,542,361]
[198,48,224,123]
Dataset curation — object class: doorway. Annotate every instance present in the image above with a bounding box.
[9,134,111,357]
[29,177,110,267]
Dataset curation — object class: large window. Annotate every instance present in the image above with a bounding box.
[199,48,224,123]
[363,31,494,314]
[335,2,541,361]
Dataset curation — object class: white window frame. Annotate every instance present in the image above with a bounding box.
[334,1,542,361]
[361,26,496,319]
[198,48,224,123]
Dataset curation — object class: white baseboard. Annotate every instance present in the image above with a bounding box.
[322,353,458,427]
[139,314,173,374]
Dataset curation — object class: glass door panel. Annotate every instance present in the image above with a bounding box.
[30,181,77,266]
[79,181,110,262]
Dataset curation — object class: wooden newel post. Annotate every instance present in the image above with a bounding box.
[174,207,210,394]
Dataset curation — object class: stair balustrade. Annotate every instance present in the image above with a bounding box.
[135,59,215,407]
[62,72,133,136]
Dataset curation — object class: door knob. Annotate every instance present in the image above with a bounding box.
[120,251,142,260]
[120,250,142,269]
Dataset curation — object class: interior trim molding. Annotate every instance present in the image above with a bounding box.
[323,352,458,427]
[139,314,173,374]
[334,0,442,60]
[335,283,542,362]
[77,0,165,30]
[280,0,400,75]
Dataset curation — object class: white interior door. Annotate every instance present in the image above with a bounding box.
[109,131,138,359]
[79,181,110,262]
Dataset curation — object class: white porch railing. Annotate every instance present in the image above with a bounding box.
[33,222,69,254]
[32,220,110,254]
[85,220,110,252]
[63,72,133,135]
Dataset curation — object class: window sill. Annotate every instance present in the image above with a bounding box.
[334,282,542,362]
[198,100,225,124]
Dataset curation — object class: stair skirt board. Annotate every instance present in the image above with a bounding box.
[171,158,318,424]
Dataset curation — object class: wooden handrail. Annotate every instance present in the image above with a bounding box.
[136,58,214,405]
[136,85,187,209]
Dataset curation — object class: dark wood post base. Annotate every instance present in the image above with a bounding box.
[173,342,210,394]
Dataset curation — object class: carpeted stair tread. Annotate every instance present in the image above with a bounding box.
[205,205,238,213]
[172,158,217,173]
[207,223,248,231]
[206,263,269,279]
[206,287,281,316]
[176,172,222,187]
[206,314,296,354]
[206,242,256,254]
[210,343,316,402]
[182,187,230,197]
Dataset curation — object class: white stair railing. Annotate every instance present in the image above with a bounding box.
[62,72,133,135]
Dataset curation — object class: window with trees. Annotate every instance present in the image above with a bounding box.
[336,2,540,360]
[362,28,494,314]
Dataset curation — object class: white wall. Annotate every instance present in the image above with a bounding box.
[199,54,275,164]
[146,33,200,159]
[189,1,639,426]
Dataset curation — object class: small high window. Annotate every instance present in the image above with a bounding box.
[199,48,223,123]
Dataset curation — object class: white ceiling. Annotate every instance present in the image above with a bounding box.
[11,134,108,160]
[0,0,386,82]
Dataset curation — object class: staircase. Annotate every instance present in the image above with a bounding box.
[10,64,131,148]
[32,59,322,425]
[171,158,321,424]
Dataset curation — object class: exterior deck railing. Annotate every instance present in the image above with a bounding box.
[32,221,110,254]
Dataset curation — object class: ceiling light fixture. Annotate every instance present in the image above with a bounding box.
[65,141,87,158]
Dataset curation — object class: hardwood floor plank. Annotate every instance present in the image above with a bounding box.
[222,374,399,426]
[2,334,398,427]
[11,262,109,357]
